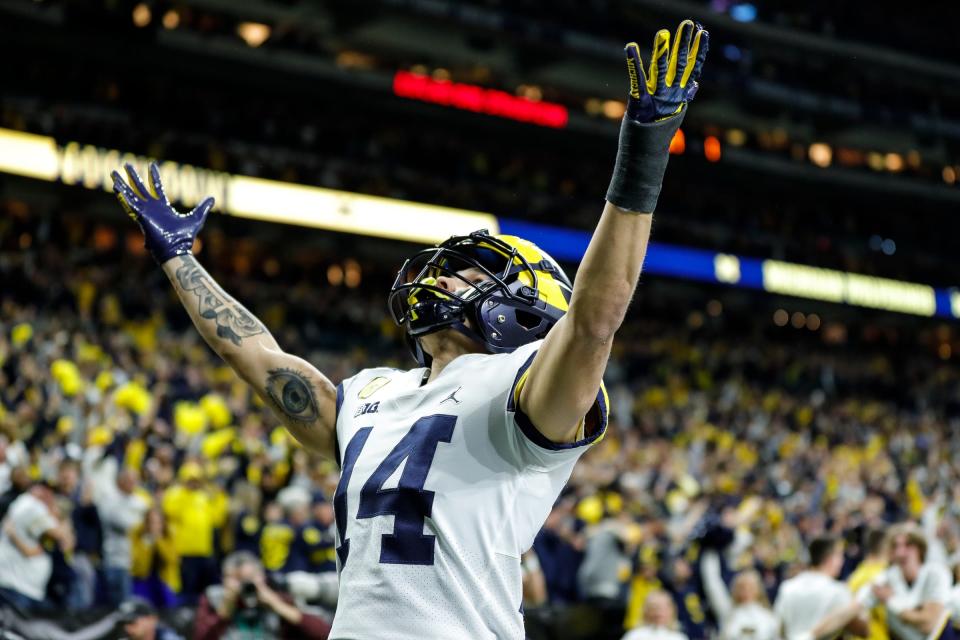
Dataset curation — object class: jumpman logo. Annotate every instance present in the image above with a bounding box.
[440,386,463,405]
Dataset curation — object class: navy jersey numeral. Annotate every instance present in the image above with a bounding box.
[335,414,456,566]
[334,426,372,566]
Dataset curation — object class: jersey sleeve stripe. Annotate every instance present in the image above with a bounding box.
[507,350,610,451]
[334,382,345,467]
[507,350,537,413]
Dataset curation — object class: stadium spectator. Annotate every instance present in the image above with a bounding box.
[132,507,181,608]
[534,495,584,605]
[193,551,330,640]
[259,501,293,573]
[308,496,337,573]
[97,468,150,605]
[701,550,779,640]
[58,462,101,611]
[118,596,184,640]
[522,549,548,611]
[774,535,865,639]
[621,590,689,640]
[847,528,891,640]
[662,556,708,639]
[282,491,335,574]
[0,485,75,612]
[867,523,952,640]
[578,517,641,639]
[948,562,960,628]
[0,466,30,523]
[162,462,225,605]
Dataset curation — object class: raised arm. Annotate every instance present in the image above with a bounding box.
[519,21,708,442]
[700,550,734,625]
[112,164,337,459]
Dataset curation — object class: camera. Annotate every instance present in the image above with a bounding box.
[238,581,259,610]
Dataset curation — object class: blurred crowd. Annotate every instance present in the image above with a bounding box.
[3,211,960,640]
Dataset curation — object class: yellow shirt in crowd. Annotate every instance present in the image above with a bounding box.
[131,526,181,593]
[161,485,228,557]
[848,558,889,640]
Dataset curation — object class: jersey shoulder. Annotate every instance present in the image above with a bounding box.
[336,366,410,417]
[447,340,543,386]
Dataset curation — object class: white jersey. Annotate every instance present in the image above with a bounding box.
[774,571,852,640]
[0,493,56,600]
[947,584,960,625]
[621,626,689,640]
[881,563,952,640]
[719,603,779,640]
[329,340,607,640]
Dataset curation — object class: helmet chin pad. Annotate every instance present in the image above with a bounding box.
[406,297,464,337]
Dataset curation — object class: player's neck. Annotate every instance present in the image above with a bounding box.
[421,330,485,384]
[426,348,461,384]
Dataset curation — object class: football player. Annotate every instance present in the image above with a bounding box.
[112,19,708,639]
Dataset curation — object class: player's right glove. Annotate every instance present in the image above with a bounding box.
[606,20,709,214]
[111,162,214,265]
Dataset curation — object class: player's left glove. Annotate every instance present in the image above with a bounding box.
[606,20,709,214]
[625,20,708,123]
[111,162,214,265]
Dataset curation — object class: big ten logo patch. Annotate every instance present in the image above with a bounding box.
[354,401,380,418]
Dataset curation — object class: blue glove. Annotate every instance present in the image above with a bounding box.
[624,20,709,123]
[111,163,214,264]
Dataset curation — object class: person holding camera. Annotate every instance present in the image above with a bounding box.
[193,551,330,640]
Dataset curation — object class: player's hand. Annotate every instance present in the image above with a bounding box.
[111,162,215,264]
[624,20,709,123]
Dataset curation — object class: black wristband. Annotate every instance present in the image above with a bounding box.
[605,105,687,213]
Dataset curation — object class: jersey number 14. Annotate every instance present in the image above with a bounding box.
[334,414,456,566]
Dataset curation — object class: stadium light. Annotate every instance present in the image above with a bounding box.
[132,3,151,27]
[517,85,543,102]
[327,264,344,286]
[237,22,271,48]
[602,100,626,120]
[808,143,832,168]
[725,129,746,146]
[669,128,685,155]
[885,153,904,172]
[161,9,179,30]
[730,3,758,22]
[704,136,721,162]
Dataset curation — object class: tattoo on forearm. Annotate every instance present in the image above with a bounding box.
[265,368,320,423]
[175,257,266,346]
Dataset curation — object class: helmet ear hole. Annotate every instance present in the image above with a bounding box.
[515,310,543,331]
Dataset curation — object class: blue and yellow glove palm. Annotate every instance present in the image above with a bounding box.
[112,162,214,264]
[624,20,709,123]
